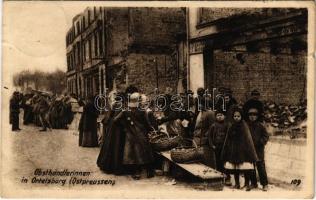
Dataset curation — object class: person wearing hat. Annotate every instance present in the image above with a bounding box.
[215,87,238,124]
[245,107,269,191]
[207,109,231,186]
[243,89,264,122]
[97,92,154,179]
[10,91,22,131]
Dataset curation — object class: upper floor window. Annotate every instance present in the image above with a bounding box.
[76,22,80,35]
[88,10,91,24]
[83,16,86,29]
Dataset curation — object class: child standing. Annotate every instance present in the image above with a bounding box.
[246,107,270,191]
[208,110,231,186]
[221,106,258,190]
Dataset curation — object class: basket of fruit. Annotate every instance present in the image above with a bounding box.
[149,127,181,151]
[170,139,200,163]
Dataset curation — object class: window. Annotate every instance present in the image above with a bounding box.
[88,39,92,60]
[83,42,86,61]
[83,16,86,29]
[76,22,80,35]
[94,33,98,57]
[88,10,91,24]
[69,55,72,71]
[77,44,81,65]
[99,30,103,55]
[67,55,70,71]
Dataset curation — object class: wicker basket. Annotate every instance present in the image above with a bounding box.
[170,139,201,163]
[149,131,181,151]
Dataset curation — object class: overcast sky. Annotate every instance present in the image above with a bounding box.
[2,1,91,89]
[3,2,88,73]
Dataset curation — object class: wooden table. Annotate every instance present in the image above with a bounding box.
[157,151,224,190]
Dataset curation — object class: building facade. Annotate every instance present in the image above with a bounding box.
[66,7,186,98]
[67,7,307,105]
[188,8,307,104]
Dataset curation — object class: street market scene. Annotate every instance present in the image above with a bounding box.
[2,4,312,198]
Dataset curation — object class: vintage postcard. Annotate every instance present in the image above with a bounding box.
[1,1,315,198]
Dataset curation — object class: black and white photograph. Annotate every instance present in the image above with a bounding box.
[1,1,315,198]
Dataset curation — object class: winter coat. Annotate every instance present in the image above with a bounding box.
[193,110,215,147]
[121,110,155,165]
[221,120,258,164]
[10,96,20,124]
[79,101,99,147]
[208,122,229,148]
[247,121,269,161]
[97,110,154,175]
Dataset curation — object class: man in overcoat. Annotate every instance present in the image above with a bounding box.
[10,91,21,131]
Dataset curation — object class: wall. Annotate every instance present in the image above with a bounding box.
[188,8,218,40]
[106,8,186,94]
[106,8,129,60]
[126,53,178,94]
[212,50,306,104]
[189,54,205,93]
[265,137,306,188]
[129,8,186,47]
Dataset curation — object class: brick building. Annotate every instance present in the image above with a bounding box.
[66,7,186,98]
[188,8,307,104]
[67,7,307,105]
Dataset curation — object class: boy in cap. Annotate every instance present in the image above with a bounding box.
[245,107,269,191]
[243,89,264,122]
[207,109,231,186]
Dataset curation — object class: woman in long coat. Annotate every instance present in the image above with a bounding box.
[79,96,99,147]
[97,92,154,179]
[193,98,216,168]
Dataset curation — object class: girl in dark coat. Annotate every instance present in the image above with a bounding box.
[221,106,258,190]
[79,96,99,147]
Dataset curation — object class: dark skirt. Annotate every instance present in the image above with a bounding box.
[122,125,154,165]
[81,130,98,147]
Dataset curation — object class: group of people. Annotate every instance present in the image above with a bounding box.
[94,86,269,191]
[10,86,270,191]
[9,91,82,132]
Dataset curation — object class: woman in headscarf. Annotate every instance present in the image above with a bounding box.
[97,92,154,179]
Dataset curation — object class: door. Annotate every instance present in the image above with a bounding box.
[203,48,215,91]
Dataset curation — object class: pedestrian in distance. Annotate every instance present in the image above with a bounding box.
[10,91,22,132]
